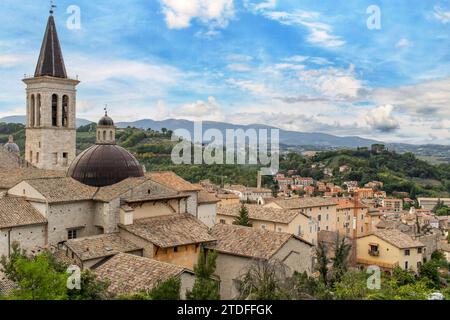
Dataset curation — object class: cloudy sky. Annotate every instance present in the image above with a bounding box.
[0,0,449,144]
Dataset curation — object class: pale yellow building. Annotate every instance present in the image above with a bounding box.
[356,229,425,272]
[216,193,241,206]
[264,197,338,233]
[216,203,317,245]
[382,198,403,212]
[119,214,215,270]
[334,198,371,238]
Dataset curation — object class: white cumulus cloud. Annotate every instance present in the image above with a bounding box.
[365,104,400,132]
[433,6,450,24]
[160,0,234,30]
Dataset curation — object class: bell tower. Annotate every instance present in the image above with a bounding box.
[23,8,79,170]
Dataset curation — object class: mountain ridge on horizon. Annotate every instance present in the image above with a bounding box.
[2,115,450,151]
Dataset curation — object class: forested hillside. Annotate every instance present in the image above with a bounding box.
[2,122,449,196]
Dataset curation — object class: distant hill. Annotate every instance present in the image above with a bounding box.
[299,148,450,198]
[3,116,450,162]
[116,118,381,148]
[0,115,93,128]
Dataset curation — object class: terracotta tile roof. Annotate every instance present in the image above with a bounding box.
[361,229,424,249]
[207,224,294,259]
[216,193,240,200]
[0,197,47,229]
[0,271,17,296]
[198,190,220,204]
[218,203,299,224]
[440,243,450,252]
[94,253,189,296]
[119,214,215,248]
[124,193,187,203]
[65,233,143,261]
[245,187,272,193]
[52,249,74,266]
[271,197,337,210]
[376,220,411,233]
[0,168,65,190]
[146,172,201,192]
[93,177,149,202]
[334,198,369,210]
[24,177,97,203]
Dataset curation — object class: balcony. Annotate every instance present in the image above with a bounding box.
[368,250,379,256]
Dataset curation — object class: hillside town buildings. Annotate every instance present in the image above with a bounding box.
[0,10,449,300]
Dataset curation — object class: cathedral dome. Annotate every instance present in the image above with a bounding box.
[67,144,144,187]
[98,114,114,126]
[3,136,19,153]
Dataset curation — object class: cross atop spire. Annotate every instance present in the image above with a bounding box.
[34,8,67,78]
[49,1,57,15]
[104,105,108,116]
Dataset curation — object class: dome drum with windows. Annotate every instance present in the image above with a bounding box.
[68,112,144,187]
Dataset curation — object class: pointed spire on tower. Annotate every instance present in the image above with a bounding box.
[34,2,67,78]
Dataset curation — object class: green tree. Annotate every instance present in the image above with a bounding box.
[186,247,220,300]
[316,241,329,286]
[4,254,68,300]
[431,250,446,262]
[238,259,289,300]
[148,277,181,300]
[331,234,351,283]
[233,204,252,227]
[67,270,109,300]
[0,242,27,282]
[392,266,416,286]
[1,243,109,300]
[419,260,441,288]
[289,271,332,300]
[333,270,369,300]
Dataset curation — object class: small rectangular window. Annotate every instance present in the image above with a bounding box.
[404,249,410,256]
[63,152,68,165]
[220,219,226,224]
[68,229,77,240]
[417,247,422,254]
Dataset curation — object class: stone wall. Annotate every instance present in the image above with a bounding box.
[24,76,78,171]
[0,224,47,257]
[213,237,313,299]
[0,148,32,169]
[47,201,99,245]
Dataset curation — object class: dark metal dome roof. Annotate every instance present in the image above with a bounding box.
[98,115,114,126]
[67,144,144,187]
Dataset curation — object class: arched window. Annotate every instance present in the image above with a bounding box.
[62,95,69,127]
[30,95,35,127]
[52,94,58,126]
[103,130,106,141]
[36,94,41,127]
[110,130,113,140]
[97,131,101,140]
